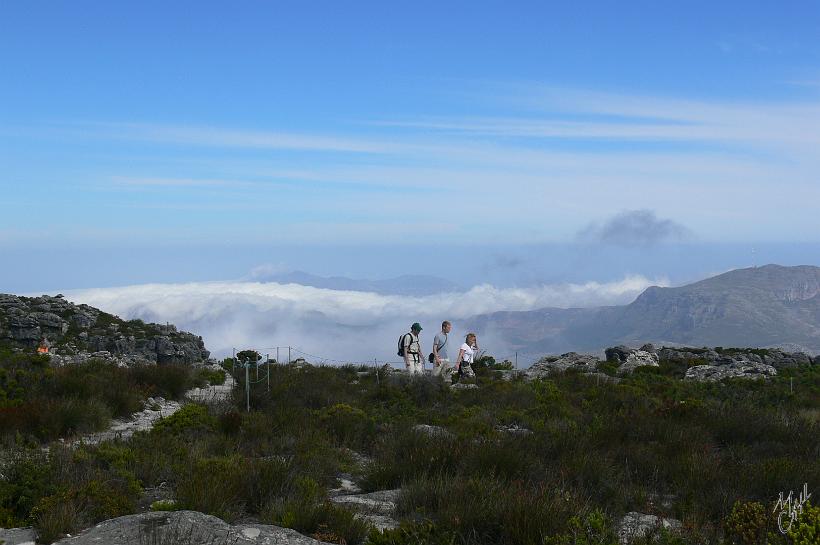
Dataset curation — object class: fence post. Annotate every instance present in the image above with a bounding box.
[266,353,270,392]
[245,362,250,413]
[288,346,291,364]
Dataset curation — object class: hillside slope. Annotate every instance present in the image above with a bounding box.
[470,265,820,353]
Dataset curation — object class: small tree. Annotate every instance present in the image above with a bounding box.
[236,350,261,365]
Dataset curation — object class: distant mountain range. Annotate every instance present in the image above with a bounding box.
[257,270,463,296]
[468,265,820,354]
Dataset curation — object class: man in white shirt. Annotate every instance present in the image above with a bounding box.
[402,322,424,374]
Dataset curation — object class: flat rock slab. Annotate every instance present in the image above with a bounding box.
[52,510,333,545]
[684,361,777,382]
[330,489,401,515]
[329,474,362,497]
[0,526,36,545]
[330,489,402,532]
[617,511,681,545]
[412,424,454,439]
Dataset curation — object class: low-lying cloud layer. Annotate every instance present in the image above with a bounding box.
[62,276,667,364]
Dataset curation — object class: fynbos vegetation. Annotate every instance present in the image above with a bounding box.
[0,349,818,544]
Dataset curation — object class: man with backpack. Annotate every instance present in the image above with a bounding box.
[431,320,454,382]
[399,322,424,375]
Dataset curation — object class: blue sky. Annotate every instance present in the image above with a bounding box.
[2,1,820,292]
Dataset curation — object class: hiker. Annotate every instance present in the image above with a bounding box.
[401,322,424,375]
[432,320,454,381]
[456,332,478,379]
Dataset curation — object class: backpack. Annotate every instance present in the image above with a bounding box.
[397,333,413,357]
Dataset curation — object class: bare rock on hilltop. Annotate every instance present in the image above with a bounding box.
[618,512,682,544]
[525,352,600,379]
[684,361,777,382]
[51,510,334,545]
[618,350,660,375]
[0,294,209,365]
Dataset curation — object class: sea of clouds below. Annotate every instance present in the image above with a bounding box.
[60,275,667,365]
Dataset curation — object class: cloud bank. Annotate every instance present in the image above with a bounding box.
[61,276,667,364]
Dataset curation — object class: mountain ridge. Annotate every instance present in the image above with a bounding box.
[468,265,820,354]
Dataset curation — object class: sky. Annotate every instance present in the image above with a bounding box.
[2,2,820,357]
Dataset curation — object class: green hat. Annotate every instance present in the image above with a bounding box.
[411,322,422,332]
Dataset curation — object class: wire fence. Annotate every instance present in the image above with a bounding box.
[223,345,547,370]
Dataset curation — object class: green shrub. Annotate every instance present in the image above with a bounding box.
[175,455,246,521]
[150,499,179,512]
[367,520,457,545]
[32,491,84,544]
[724,500,770,545]
[263,476,369,544]
[151,404,216,436]
[317,403,375,447]
[0,450,54,527]
[197,367,226,386]
[787,501,820,545]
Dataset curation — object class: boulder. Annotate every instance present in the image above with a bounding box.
[51,510,334,544]
[684,361,777,382]
[329,489,401,531]
[412,424,454,439]
[605,345,634,363]
[0,526,36,545]
[525,352,600,379]
[617,512,682,544]
[450,382,479,390]
[618,350,660,375]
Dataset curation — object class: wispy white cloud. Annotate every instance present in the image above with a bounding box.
[112,176,259,188]
[84,122,405,154]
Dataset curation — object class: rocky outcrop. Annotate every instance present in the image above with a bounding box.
[49,510,334,544]
[657,346,813,369]
[525,352,600,379]
[617,512,681,544]
[684,361,777,382]
[329,489,401,532]
[0,294,209,365]
[412,424,454,439]
[0,526,36,545]
[617,350,660,375]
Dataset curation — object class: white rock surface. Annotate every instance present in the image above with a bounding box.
[618,350,660,375]
[617,511,682,544]
[0,526,36,545]
[49,510,333,545]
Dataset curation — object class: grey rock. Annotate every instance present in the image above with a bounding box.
[51,510,334,544]
[525,352,600,379]
[7,315,41,342]
[495,424,532,436]
[0,526,36,545]
[617,511,682,545]
[605,345,634,363]
[412,424,454,439]
[0,294,210,364]
[71,311,97,329]
[450,382,479,390]
[684,361,777,382]
[618,350,660,375]
[30,311,69,334]
[330,489,401,531]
